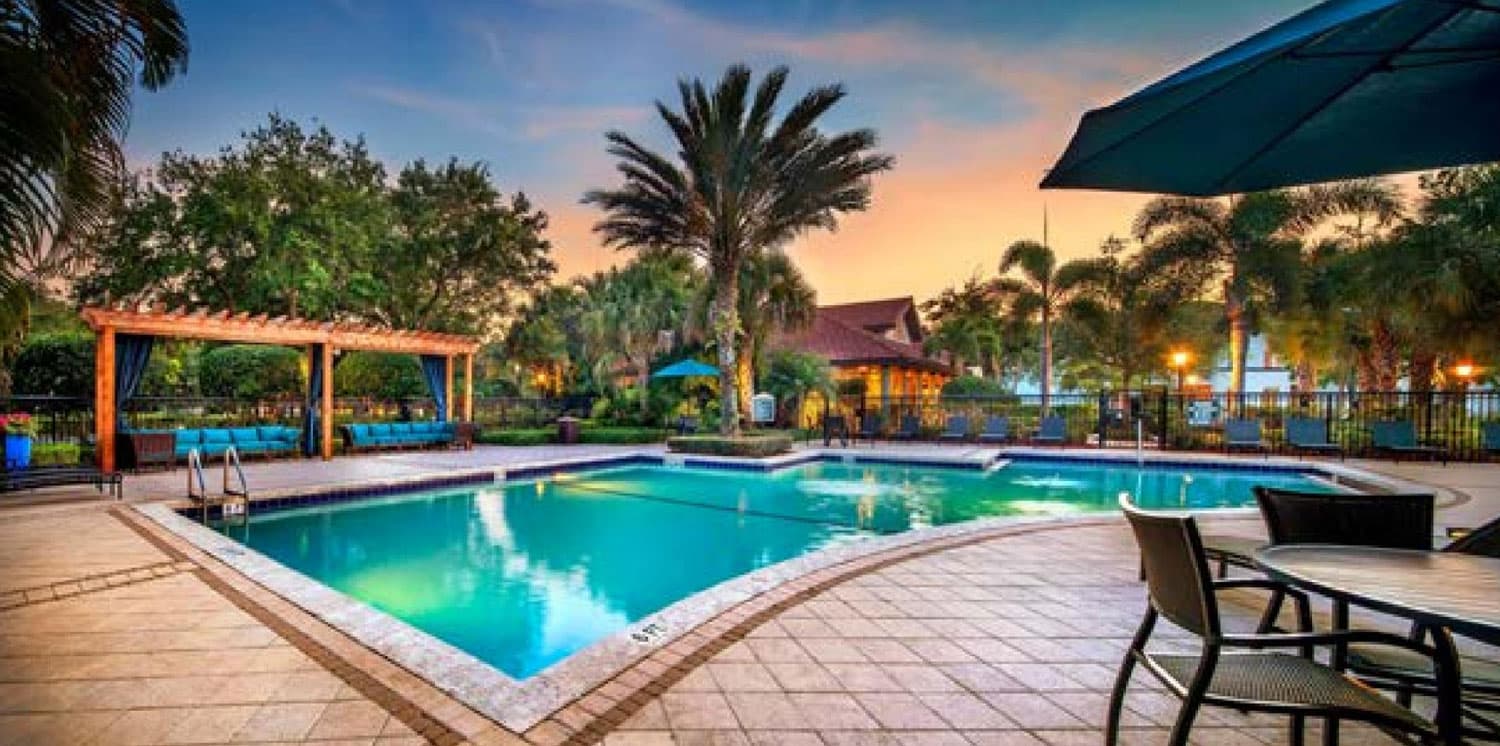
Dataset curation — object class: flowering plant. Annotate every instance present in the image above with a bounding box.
[1,413,36,437]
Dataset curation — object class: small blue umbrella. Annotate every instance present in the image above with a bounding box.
[650,359,720,379]
[1042,0,1500,196]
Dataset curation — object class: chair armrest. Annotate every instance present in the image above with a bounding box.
[1221,628,1436,657]
[1212,577,1309,600]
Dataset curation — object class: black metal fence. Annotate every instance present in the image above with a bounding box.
[0,394,598,442]
[824,389,1500,462]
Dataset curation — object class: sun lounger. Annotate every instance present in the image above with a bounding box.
[977,415,1010,444]
[1284,417,1343,459]
[938,415,970,442]
[1371,420,1447,463]
[1223,418,1268,455]
[857,415,882,445]
[893,415,920,441]
[1032,415,1066,446]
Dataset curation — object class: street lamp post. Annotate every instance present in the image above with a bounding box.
[1169,350,1191,392]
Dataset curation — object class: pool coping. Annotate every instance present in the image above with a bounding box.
[133,446,1425,737]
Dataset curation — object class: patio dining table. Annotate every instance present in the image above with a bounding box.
[1257,545,1500,743]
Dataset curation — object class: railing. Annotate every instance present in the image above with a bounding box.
[824,389,1500,462]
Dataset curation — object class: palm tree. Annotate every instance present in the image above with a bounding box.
[921,276,1007,378]
[734,249,816,421]
[1133,181,1400,395]
[993,240,1100,413]
[584,65,893,435]
[1,0,189,343]
[580,254,695,413]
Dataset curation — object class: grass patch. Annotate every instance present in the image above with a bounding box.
[667,433,793,458]
[475,428,556,446]
[579,426,666,444]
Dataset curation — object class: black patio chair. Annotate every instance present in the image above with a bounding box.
[1372,420,1448,464]
[938,415,970,442]
[1285,417,1344,460]
[857,414,883,445]
[1031,415,1066,446]
[1224,418,1268,456]
[976,415,1010,444]
[892,415,920,441]
[1113,496,1457,746]
[822,414,849,448]
[1346,512,1500,742]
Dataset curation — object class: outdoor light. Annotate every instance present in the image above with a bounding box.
[1167,349,1192,391]
[1455,362,1476,380]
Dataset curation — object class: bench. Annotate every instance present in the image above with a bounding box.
[1,467,123,499]
[340,421,459,452]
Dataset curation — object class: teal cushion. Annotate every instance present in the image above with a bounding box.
[263,439,294,451]
[202,430,232,444]
[229,428,260,443]
[235,441,267,453]
[372,424,392,437]
[175,430,203,447]
[392,423,413,436]
[259,426,289,442]
[200,442,230,457]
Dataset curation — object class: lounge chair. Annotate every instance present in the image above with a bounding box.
[1031,415,1066,446]
[1112,496,1445,746]
[822,414,849,447]
[1484,422,1500,460]
[1372,420,1448,463]
[857,414,882,445]
[892,415,920,441]
[938,415,970,442]
[675,416,699,435]
[0,467,123,500]
[1222,418,1267,455]
[976,415,1010,444]
[1284,417,1343,459]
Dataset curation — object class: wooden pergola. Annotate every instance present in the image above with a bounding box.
[81,305,481,472]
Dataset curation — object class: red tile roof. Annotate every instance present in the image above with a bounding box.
[772,301,951,374]
[819,297,919,336]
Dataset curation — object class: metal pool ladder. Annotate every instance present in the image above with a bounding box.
[186,447,252,525]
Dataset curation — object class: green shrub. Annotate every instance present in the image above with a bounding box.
[11,333,93,396]
[667,433,793,457]
[579,426,665,444]
[334,352,427,399]
[476,428,555,446]
[200,345,304,399]
[31,442,81,466]
[940,375,1014,399]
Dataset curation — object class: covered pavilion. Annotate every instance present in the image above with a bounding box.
[81,305,480,472]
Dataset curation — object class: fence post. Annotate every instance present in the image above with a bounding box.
[1097,391,1108,449]
[1158,389,1169,450]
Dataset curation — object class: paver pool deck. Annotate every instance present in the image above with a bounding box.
[1,444,1496,745]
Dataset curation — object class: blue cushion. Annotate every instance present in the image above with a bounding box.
[372,424,392,437]
[202,430,232,444]
[200,442,230,457]
[229,428,259,443]
[263,439,294,451]
[175,430,203,447]
[259,426,288,442]
[393,423,414,436]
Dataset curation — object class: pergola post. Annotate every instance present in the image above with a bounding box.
[444,354,455,422]
[321,343,334,461]
[463,353,474,422]
[95,327,116,472]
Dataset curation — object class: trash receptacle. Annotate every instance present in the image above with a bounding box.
[557,416,580,445]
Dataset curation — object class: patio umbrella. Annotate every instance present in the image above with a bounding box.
[1040,0,1500,196]
[649,359,719,379]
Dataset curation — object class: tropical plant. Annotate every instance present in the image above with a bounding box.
[1,0,188,347]
[198,345,303,400]
[730,249,816,419]
[584,64,893,435]
[921,276,1008,378]
[761,349,833,427]
[580,253,696,412]
[993,239,1102,412]
[1134,181,1401,394]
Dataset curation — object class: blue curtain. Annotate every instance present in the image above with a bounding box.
[420,355,448,421]
[114,334,154,431]
[302,344,325,456]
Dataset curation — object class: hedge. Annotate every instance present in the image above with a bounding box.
[476,428,555,446]
[200,345,303,399]
[31,442,81,467]
[667,433,793,458]
[579,426,666,444]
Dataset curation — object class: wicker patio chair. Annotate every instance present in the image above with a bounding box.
[1113,496,1457,746]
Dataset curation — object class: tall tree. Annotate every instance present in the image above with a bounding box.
[584,64,893,435]
[993,240,1099,412]
[580,254,696,412]
[921,276,1008,379]
[1134,182,1400,395]
[1,0,188,344]
[733,249,816,420]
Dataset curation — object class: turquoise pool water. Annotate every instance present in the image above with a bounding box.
[215,458,1329,679]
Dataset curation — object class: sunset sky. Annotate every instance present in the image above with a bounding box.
[125,0,1316,304]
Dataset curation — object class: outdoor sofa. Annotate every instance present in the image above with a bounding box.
[340,421,463,452]
[123,426,301,463]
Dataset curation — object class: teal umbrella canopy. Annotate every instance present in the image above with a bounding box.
[650,359,720,379]
[1042,0,1500,196]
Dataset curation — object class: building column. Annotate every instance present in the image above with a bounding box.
[880,365,892,419]
[95,327,116,472]
[444,354,455,423]
[463,353,474,422]
[320,343,334,461]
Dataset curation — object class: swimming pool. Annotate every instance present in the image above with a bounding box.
[212,457,1330,680]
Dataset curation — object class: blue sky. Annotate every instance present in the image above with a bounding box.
[127,0,1313,303]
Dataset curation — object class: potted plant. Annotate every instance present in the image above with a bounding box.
[3,413,36,470]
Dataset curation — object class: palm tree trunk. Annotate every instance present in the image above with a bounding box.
[712,268,741,436]
[736,341,755,428]
[1040,308,1053,416]
[1225,282,1248,396]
